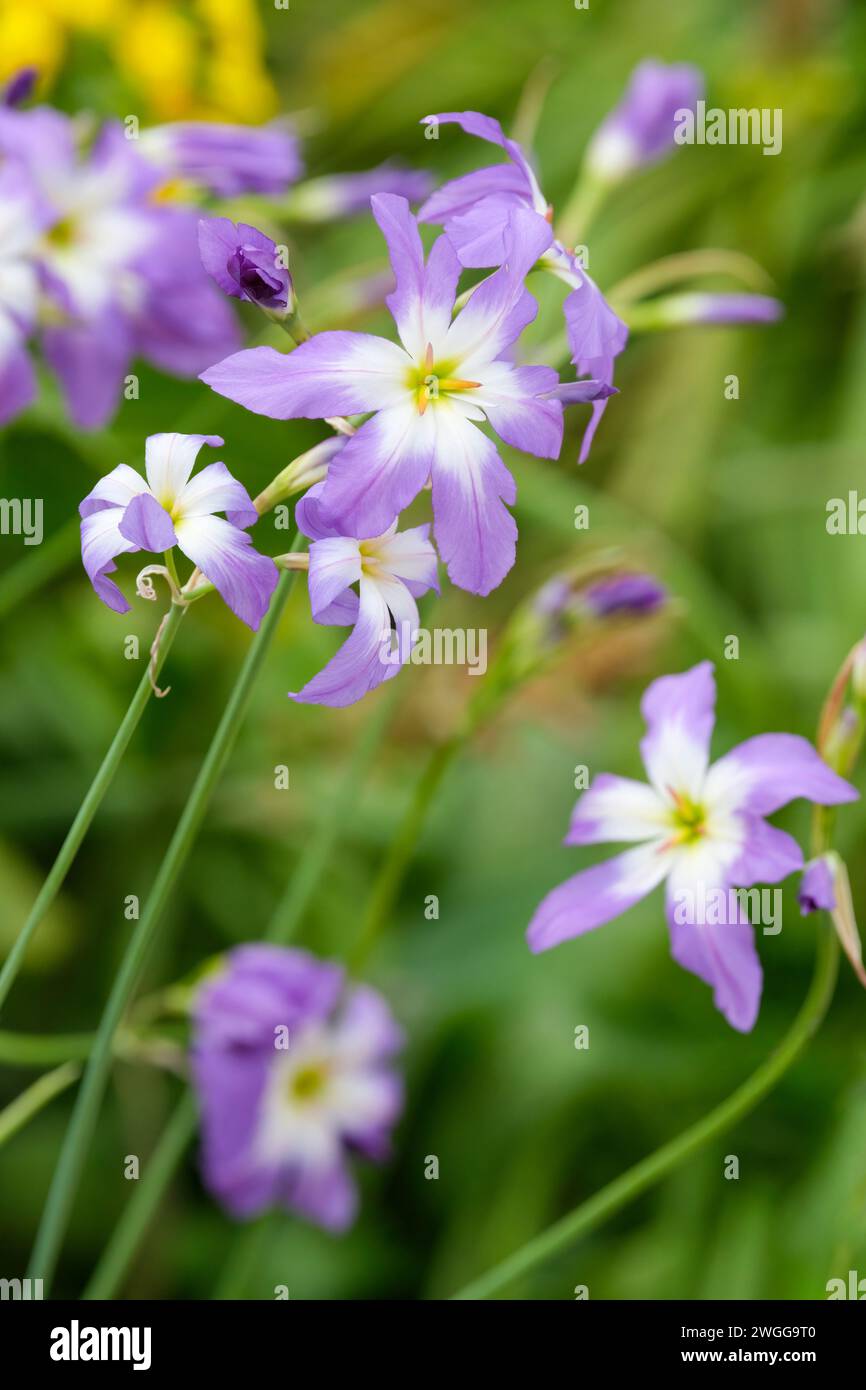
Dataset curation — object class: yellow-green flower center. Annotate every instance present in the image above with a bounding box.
[405,346,480,414]
[669,790,706,845]
[46,216,78,249]
[288,1063,328,1102]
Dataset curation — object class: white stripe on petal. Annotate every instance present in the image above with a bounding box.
[144,433,223,509]
[566,773,671,846]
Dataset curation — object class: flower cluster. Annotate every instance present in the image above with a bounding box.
[64,60,853,1242]
[0,85,428,430]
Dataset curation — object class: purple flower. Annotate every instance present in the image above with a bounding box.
[584,59,704,181]
[202,193,610,596]
[79,432,278,629]
[528,662,858,1031]
[139,120,302,197]
[0,106,239,429]
[289,161,433,219]
[582,572,668,618]
[290,481,439,707]
[191,945,403,1230]
[418,111,628,462]
[798,856,836,916]
[198,217,291,311]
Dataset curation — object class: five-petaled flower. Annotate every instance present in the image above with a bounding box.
[290,481,439,707]
[201,193,610,596]
[79,432,278,630]
[191,945,403,1231]
[527,662,857,1031]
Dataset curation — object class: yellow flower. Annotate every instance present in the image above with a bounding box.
[0,0,279,123]
[0,3,65,86]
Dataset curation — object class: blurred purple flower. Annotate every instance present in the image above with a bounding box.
[203,194,610,596]
[79,432,277,629]
[290,481,439,707]
[0,106,239,428]
[199,216,291,311]
[583,572,668,617]
[191,945,403,1230]
[139,120,302,197]
[528,662,857,1031]
[585,59,704,181]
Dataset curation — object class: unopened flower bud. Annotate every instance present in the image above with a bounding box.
[582,572,668,619]
[850,637,866,703]
[798,855,836,915]
[198,217,292,313]
[801,852,866,989]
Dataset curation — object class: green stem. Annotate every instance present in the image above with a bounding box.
[214,1215,274,1299]
[80,669,402,1300]
[81,1092,198,1300]
[0,603,187,1016]
[555,170,608,249]
[452,923,840,1299]
[268,681,401,947]
[0,1062,81,1148]
[607,249,775,308]
[0,1031,94,1066]
[0,518,80,623]
[27,567,298,1293]
[350,733,464,969]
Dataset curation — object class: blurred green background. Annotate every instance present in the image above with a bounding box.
[3,0,866,1300]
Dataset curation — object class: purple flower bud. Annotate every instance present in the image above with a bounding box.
[583,572,668,618]
[668,292,783,326]
[2,67,37,108]
[798,856,837,916]
[586,60,704,181]
[198,216,291,312]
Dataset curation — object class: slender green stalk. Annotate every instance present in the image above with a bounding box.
[269,680,401,946]
[0,1031,94,1066]
[555,170,608,248]
[0,1062,81,1148]
[607,249,775,308]
[350,733,463,968]
[84,681,403,1300]
[0,518,80,622]
[0,602,186,1016]
[81,1092,198,1300]
[452,924,840,1299]
[28,567,298,1293]
[214,1216,274,1300]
